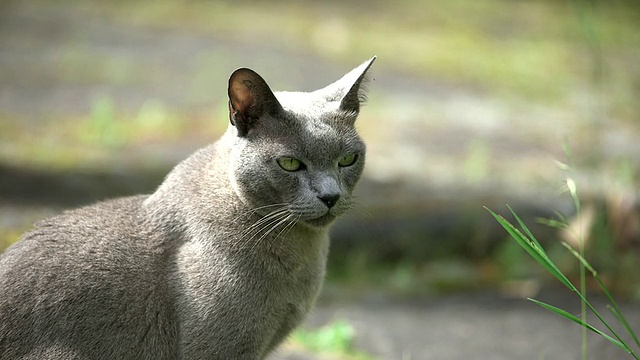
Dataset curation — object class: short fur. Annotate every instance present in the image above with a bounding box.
[0,56,375,359]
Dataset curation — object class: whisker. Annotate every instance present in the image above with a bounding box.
[246,203,289,215]
[269,213,300,252]
[237,203,289,237]
[249,211,294,252]
[242,208,287,234]
[238,204,296,251]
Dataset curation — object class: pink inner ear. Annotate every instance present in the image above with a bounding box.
[229,79,254,113]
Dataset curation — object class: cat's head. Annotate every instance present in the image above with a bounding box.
[226,57,375,229]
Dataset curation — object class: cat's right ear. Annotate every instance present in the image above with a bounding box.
[228,68,282,137]
[315,56,376,120]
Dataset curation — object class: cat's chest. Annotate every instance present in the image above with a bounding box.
[246,229,330,301]
[174,227,329,307]
[172,229,329,352]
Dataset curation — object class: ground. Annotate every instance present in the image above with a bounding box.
[1,1,640,359]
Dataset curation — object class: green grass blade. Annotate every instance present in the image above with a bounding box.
[485,207,575,291]
[554,210,569,224]
[528,298,628,352]
[561,140,574,166]
[576,292,639,359]
[507,205,544,250]
[603,286,640,349]
[561,242,596,274]
[486,208,548,265]
[566,177,581,215]
[608,304,624,323]
[606,302,640,350]
[537,217,569,231]
[561,242,639,355]
[562,241,640,349]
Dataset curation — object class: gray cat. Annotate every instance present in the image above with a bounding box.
[0,56,375,359]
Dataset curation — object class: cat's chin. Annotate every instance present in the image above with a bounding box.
[302,213,336,229]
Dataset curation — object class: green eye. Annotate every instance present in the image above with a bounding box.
[277,157,303,172]
[338,154,358,167]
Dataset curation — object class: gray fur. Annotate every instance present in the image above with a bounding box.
[0,56,375,359]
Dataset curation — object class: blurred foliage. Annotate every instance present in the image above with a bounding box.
[57,0,640,120]
[291,320,373,359]
[0,102,222,171]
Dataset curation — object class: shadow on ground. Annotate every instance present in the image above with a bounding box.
[0,163,166,207]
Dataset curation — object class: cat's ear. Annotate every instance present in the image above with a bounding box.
[228,68,283,137]
[320,56,376,115]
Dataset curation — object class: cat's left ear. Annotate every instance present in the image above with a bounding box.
[228,68,283,137]
[320,56,376,115]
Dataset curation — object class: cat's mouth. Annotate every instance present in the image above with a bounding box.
[303,213,336,228]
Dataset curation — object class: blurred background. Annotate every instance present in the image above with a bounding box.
[1,0,639,358]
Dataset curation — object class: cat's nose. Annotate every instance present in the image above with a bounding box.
[318,194,340,208]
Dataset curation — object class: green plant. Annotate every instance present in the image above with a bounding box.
[292,320,374,359]
[486,184,640,358]
[89,95,120,147]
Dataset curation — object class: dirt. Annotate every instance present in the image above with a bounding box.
[275,290,640,360]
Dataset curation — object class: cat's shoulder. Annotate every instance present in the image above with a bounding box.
[34,194,149,231]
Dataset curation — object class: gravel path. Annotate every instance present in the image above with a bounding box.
[276,291,640,360]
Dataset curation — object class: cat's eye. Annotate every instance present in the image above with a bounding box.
[338,154,358,167]
[277,157,303,172]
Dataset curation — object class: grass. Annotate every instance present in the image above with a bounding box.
[488,203,640,358]
[486,153,640,358]
[0,99,222,172]
[325,254,489,300]
[5,0,638,178]
[38,0,639,118]
[289,320,375,360]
